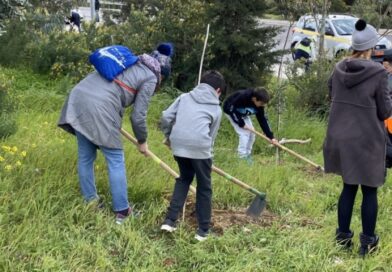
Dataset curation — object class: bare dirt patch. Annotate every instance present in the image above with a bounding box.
[176,197,280,235]
[163,193,322,235]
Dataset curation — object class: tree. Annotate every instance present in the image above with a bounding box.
[205,0,281,92]
[27,0,74,14]
[351,0,392,30]
[0,0,28,28]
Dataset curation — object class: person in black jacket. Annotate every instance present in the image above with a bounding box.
[69,9,81,32]
[223,87,277,163]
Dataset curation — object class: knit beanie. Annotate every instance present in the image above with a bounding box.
[151,42,174,78]
[352,19,379,51]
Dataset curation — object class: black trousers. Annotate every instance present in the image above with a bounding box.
[338,183,378,236]
[165,156,212,231]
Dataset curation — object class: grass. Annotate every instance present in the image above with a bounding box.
[1,67,392,271]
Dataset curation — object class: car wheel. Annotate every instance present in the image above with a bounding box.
[335,50,346,58]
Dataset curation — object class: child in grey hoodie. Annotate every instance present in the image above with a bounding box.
[160,70,226,241]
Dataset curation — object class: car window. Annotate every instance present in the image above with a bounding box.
[303,18,316,32]
[331,19,357,36]
[325,21,334,36]
[296,17,305,28]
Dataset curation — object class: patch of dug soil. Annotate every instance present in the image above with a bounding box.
[163,193,322,235]
[296,164,324,177]
[177,197,280,235]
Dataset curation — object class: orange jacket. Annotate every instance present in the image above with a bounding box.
[385,117,392,134]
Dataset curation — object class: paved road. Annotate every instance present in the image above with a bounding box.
[258,19,293,78]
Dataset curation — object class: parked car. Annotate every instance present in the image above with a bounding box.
[291,14,392,59]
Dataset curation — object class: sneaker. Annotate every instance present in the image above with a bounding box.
[160,219,177,233]
[239,155,254,166]
[245,155,254,166]
[115,207,135,225]
[194,228,209,242]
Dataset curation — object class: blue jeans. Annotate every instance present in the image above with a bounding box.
[75,131,129,212]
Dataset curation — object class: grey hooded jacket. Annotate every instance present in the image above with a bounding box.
[58,62,157,149]
[323,58,392,187]
[161,83,222,159]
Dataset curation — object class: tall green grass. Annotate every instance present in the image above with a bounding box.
[1,67,392,271]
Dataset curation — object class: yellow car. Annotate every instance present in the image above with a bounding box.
[291,14,392,59]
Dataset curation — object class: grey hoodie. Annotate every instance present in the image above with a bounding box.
[160,83,222,159]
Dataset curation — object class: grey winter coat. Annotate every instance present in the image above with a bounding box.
[58,62,157,149]
[323,58,392,187]
[160,83,222,159]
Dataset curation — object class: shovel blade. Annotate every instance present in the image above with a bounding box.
[246,195,266,218]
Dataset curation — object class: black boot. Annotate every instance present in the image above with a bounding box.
[336,228,354,249]
[359,233,379,257]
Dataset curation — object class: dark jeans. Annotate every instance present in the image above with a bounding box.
[165,156,212,231]
[338,183,378,236]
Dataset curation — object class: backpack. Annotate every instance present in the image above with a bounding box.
[89,45,139,94]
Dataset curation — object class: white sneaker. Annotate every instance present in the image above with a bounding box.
[194,229,209,241]
[160,220,177,233]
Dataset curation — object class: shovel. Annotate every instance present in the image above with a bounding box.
[212,165,266,217]
[247,127,324,171]
[120,128,196,194]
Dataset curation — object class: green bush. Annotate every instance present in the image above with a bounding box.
[0,75,17,138]
[0,19,33,67]
[285,58,338,116]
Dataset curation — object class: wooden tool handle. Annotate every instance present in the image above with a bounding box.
[120,128,196,194]
[248,127,324,171]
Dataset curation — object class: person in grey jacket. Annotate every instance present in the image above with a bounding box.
[159,70,226,241]
[323,20,392,256]
[58,43,173,224]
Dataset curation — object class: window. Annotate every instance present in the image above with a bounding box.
[303,18,316,32]
[331,19,357,36]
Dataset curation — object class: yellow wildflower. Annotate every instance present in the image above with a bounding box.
[15,161,22,166]
[1,145,11,151]
[0,156,4,162]
[4,165,12,171]
[21,151,27,157]
[11,146,18,152]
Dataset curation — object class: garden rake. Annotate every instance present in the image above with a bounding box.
[212,165,266,217]
[247,127,324,171]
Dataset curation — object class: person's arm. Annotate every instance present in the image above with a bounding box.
[160,95,182,140]
[327,72,334,101]
[130,79,156,144]
[225,93,246,127]
[255,107,274,139]
[375,71,392,120]
[209,110,222,151]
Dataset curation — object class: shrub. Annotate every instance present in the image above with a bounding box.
[0,19,33,67]
[285,58,338,116]
[0,75,17,138]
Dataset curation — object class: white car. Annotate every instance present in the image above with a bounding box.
[291,14,392,59]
